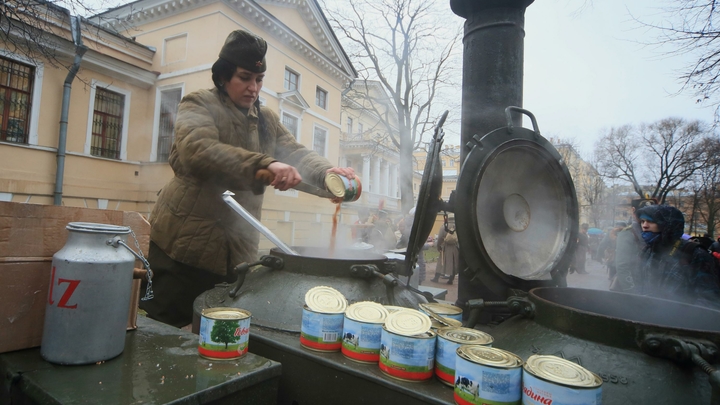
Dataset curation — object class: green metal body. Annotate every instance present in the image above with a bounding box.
[1,316,281,405]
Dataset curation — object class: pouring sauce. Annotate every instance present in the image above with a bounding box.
[330,203,341,255]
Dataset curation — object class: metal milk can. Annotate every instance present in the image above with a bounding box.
[41,222,136,365]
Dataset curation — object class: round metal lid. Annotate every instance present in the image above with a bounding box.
[420,303,463,317]
[345,301,389,324]
[305,286,347,314]
[455,109,578,293]
[66,222,131,234]
[430,317,462,329]
[457,345,523,368]
[383,305,408,314]
[524,355,602,388]
[384,309,433,337]
[201,307,251,320]
[437,327,493,345]
[404,112,448,276]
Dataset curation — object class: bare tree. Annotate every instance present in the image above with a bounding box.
[695,137,720,237]
[322,0,461,213]
[594,118,708,204]
[553,138,606,227]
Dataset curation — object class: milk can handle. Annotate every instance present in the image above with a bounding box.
[111,230,154,301]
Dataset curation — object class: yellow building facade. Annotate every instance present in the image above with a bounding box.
[0,0,371,250]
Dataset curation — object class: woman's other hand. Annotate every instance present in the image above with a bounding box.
[326,167,356,179]
[267,162,301,191]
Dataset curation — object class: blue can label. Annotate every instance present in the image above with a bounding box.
[341,317,383,362]
[300,307,343,351]
[454,355,522,405]
[379,328,435,381]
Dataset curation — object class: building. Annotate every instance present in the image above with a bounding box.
[1,0,368,251]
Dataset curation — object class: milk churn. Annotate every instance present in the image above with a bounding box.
[41,222,136,365]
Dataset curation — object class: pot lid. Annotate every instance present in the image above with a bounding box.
[455,107,578,295]
[404,111,448,276]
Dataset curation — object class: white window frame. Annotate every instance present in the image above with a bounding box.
[346,117,353,134]
[84,80,131,161]
[312,124,328,158]
[0,50,44,146]
[281,111,301,141]
[284,67,300,91]
[161,32,188,66]
[315,86,328,109]
[150,83,184,162]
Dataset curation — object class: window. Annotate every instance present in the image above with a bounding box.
[357,123,363,135]
[346,117,353,134]
[313,126,327,157]
[315,87,327,109]
[284,68,299,91]
[282,112,299,140]
[157,88,182,162]
[0,56,33,144]
[91,88,125,159]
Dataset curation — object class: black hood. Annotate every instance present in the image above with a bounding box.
[636,204,685,246]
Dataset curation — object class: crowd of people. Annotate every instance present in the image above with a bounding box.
[574,199,720,310]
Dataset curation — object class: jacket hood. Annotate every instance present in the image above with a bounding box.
[636,204,685,246]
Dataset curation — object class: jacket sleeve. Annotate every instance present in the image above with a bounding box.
[172,92,275,190]
[263,108,333,187]
[689,249,720,309]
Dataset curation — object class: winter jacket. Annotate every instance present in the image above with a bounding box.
[150,88,332,275]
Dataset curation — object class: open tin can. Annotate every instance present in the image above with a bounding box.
[326,173,362,202]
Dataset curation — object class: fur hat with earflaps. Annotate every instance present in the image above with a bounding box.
[219,30,267,73]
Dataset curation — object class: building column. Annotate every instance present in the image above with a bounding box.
[362,155,371,192]
[372,156,381,194]
[381,160,389,196]
[389,164,398,199]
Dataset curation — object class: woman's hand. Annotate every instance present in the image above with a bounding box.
[267,162,301,191]
[326,167,356,179]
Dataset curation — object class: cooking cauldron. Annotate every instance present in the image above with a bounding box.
[193,246,428,333]
[476,287,720,404]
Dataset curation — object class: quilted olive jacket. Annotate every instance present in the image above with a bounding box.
[150,88,332,275]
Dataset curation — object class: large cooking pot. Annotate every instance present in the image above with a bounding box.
[193,246,428,333]
[476,287,720,404]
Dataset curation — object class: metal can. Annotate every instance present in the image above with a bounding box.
[300,305,345,351]
[325,173,362,202]
[523,355,603,405]
[454,345,523,405]
[420,302,463,322]
[198,308,251,360]
[379,326,436,382]
[342,301,389,363]
[430,317,462,330]
[435,327,493,387]
[41,222,136,365]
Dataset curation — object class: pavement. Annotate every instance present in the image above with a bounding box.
[418,254,609,304]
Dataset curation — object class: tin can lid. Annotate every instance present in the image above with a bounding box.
[430,317,462,329]
[437,327,493,345]
[384,309,432,337]
[383,305,408,314]
[201,307,251,320]
[457,345,523,368]
[524,355,602,388]
[419,302,463,316]
[325,173,347,198]
[345,301,389,323]
[305,286,347,314]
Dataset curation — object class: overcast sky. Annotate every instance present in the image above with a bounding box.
[521,0,717,158]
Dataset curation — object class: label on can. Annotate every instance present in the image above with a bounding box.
[198,308,251,360]
[341,317,384,363]
[523,355,602,405]
[378,327,436,381]
[325,173,362,202]
[454,346,523,405]
[300,306,344,351]
[435,328,494,386]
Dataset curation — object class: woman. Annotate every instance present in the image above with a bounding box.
[141,30,354,327]
[635,205,720,309]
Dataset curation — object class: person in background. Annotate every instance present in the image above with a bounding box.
[351,208,371,243]
[433,215,459,285]
[634,204,720,309]
[710,237,720,255]
[142,30,355,328]
[570,223,590,274]
[417,235,434,285]
[597,221,627,281]
[612,198,656,292]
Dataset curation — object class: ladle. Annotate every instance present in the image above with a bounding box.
[222,191,299,256]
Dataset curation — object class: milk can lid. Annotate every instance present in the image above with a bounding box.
[345,301,389,323]
[384,308,432,337]
[524,354,602,388]
[66,222,131,234]
[305,286,347,314]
